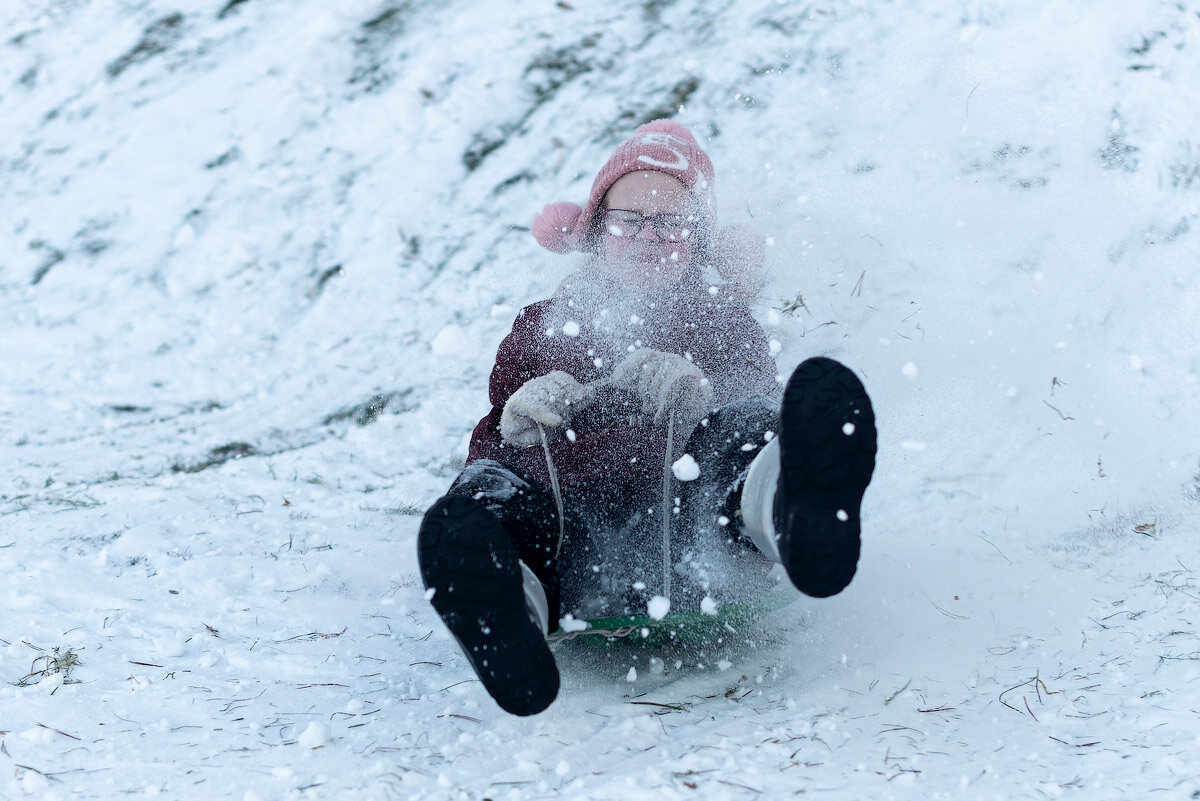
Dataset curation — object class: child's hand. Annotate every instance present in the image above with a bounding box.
[607,349,713,426]
[500,371,592,447]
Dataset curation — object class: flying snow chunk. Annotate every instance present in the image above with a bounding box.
[19,726,54,744]
[647,596,671,620]
[562,321,581,337]
[431,325,480,361]
[18,771,49,794]
[559,615,588,633]
[769,339,782,356]
[842,422,856,435]
[626,667,638,682]
[173,223,195,249]
[700,596,718,616]
[153,634,188,658]
[298,721,332,748]
[902,362,919,381]
[672,453,700,481]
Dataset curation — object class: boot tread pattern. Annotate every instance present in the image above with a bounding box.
[775,357,877,598]
[418,495,559,716]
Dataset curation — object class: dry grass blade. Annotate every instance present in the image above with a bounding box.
[17,647,82,687]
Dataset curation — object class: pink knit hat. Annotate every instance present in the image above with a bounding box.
[531,120,765,291]
[531,120,715,255]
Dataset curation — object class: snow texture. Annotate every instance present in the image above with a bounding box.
[2,0,1200,799]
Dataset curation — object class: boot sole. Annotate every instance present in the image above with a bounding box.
[775,357,877,597]
[417,495,559,716]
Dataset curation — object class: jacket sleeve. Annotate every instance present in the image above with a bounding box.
[467,303,670,490]
[467,304,546,466]
[469,402,668,492]
[487,304,549,411]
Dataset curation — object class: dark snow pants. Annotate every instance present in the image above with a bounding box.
[441,395,780,622]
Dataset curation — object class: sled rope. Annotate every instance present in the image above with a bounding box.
[661,408,675,600]
[537,422,567,557]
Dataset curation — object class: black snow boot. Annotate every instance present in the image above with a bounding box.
[774,357,877,597]
[417,494,559,716]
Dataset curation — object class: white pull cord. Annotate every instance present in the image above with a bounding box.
[661,408,675,601]
[537,422,567,558]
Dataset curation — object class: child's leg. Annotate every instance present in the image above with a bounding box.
[417,460,562,716]
[679,359,877,599]
[678,395,780,543]
[672,396,780,606]
[443,459,563,616]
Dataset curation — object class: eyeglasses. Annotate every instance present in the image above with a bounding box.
[601,209,693,241]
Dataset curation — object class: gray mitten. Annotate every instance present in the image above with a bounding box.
[500,371,592,447]
[606,348,713,426]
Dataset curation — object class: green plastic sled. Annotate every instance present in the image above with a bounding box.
[547,585,799,647]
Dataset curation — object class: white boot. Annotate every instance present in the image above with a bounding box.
[519,560,550,636]
[739,436,781,563]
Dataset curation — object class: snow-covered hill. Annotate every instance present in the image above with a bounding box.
[2,1,1198,798]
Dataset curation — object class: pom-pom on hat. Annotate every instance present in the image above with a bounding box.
[532,120,716,255]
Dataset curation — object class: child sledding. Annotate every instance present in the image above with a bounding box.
[418,121,877,716]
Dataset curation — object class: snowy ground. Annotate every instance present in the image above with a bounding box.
[2,0,1199,798]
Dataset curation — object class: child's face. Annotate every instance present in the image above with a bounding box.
[598,171,696,289]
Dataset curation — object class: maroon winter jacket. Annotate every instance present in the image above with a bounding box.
[467,267,779,497]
